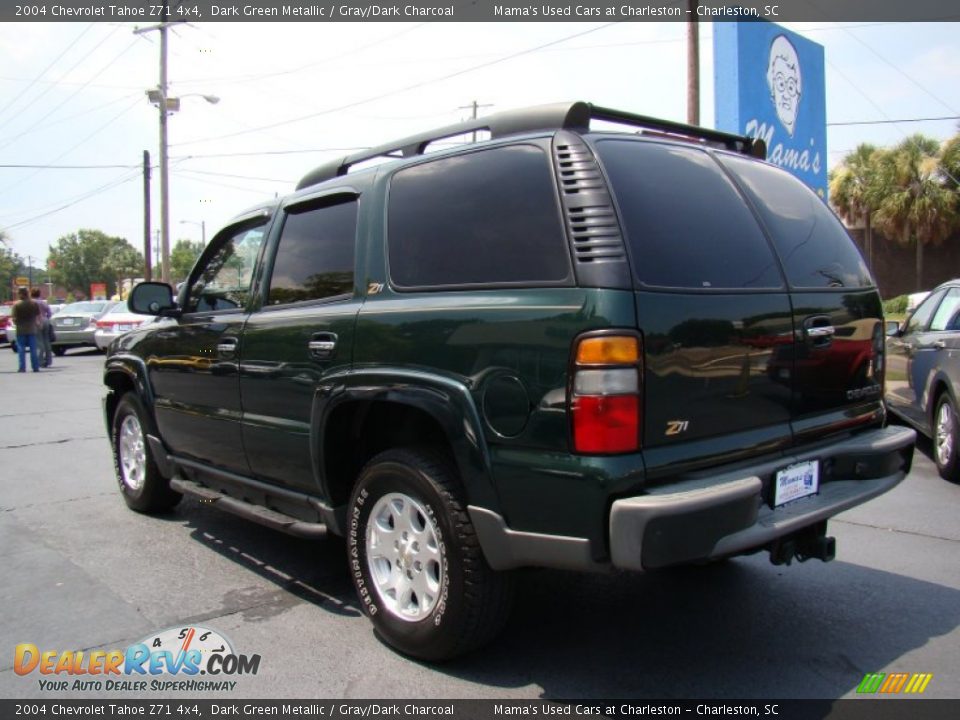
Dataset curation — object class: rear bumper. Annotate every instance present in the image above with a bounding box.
[471,425,916,571]
[610,425,915,569]
[53,328,97,346]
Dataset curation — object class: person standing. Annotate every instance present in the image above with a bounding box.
[31,287,53,368]
[12,287,40,373]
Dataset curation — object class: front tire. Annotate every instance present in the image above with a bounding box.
[112,393,181,512]
[934,395,960,483]
[347,448,513,661]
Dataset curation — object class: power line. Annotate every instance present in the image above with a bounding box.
[174,23,429,88]
[0,97,142,196]
[839,26,958,116]
[171,22,620,149]
[0,23,96,127]
[0,170,141,233]
[0,34,140,154]
[0,163,141,169]
[828,116,960,127]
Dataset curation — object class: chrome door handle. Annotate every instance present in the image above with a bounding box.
[309,332,338,360]
[806,326,836,339]
[217,338,238,357]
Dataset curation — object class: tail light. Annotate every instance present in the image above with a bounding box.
[96,321,112,329]
[570,333,642,454]
[872,321,885,387]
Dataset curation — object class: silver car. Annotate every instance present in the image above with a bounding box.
[49,300,118,355]
[886,279,960,482]
[93,303,158,350]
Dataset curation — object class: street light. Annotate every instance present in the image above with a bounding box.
[146,84,219,285]
[179,219,207,245]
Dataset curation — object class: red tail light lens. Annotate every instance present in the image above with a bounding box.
[570,333,642,455]
[573,395,639,453]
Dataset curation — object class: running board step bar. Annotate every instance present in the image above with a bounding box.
[170,478,328,540]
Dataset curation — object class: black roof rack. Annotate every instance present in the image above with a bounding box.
[295,101,765,191]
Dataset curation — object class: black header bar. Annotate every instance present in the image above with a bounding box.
[4,1,959,23]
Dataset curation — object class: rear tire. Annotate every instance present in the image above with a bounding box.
[934,395,960,483]
[112,393,181,512]
[347,447,514,661]
[53,346,67,357]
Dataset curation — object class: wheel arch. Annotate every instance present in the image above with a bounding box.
[103,355,161,443]
[316,370,500,531]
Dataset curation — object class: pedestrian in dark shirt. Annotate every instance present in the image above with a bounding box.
[31,287,53,367]
[12,287,40,372]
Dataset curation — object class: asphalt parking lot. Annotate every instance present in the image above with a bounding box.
[1,348,958,701]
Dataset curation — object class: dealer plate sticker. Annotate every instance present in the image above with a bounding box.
[774,460,819,507]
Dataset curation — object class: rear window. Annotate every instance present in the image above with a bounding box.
[719,154,872,289]
[387,144,570,289]
[594,140,783,290]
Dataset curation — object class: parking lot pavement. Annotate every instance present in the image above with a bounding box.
[1,348,958,700]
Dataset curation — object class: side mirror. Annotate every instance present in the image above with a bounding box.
[885,320,901,337]
[129,282,179,317]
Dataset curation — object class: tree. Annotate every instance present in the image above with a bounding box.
[170,239,205,283]
[0,239,24,302]
[941,134,960,192]
[47,229,144,298]
[829,144,882,268]
[873,135,958,291]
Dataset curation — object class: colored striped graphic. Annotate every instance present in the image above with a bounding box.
[857,672,933,694]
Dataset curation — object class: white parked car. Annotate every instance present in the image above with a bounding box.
[94,304,157,350]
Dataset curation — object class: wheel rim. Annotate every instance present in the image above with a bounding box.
[118,414,147,491]
[936,402,955,468]
[366,492,444,622]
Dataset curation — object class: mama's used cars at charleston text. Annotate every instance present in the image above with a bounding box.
[104,102,915,660]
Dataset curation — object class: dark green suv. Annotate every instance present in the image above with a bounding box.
[105,102,915,660]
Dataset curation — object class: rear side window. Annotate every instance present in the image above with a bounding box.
[719,154,872,289]
[268,198,357,305]
[594,140,783,290]
[930,288,960,332]
[388,144,570,288]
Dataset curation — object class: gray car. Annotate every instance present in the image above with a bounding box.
[49,300,117,355]
[886,279,960,482]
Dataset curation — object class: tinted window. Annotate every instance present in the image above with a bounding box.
[594,140,782,290]
[930,288,960,332]
[268,199,357,305]
[905,289,946,334]
[186,224,266,313]
[388,145,570,288]
[719,155,872,289]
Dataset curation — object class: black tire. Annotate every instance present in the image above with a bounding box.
[111,393,181,512]
[53,346,67,357]
[933,394,960,483]
[9,341,16,353]
[347,447,514,661]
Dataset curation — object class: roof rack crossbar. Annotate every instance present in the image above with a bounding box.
[295,101,762,191]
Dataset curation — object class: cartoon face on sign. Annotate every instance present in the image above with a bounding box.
[766,35,802,137]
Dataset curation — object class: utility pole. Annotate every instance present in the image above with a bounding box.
[459,100,493,142]
[686,3,700,126]
[143,150,152,282]
[135,10,182,286]
[158,17,170,285]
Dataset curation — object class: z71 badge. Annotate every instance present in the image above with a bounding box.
[665,420,690,436]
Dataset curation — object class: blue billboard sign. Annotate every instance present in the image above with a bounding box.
[714,21,827,199]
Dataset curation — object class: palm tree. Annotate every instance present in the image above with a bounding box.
[873,135,958,291]
[941,134,960,191]
[830,144,881,268]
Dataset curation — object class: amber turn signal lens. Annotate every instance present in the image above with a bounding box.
[576,336,639,365]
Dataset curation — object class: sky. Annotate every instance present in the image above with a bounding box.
[0,19,958,268]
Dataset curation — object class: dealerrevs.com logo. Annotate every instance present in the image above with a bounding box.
[14,626,261,692]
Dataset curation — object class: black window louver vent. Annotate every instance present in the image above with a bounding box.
[553,136,625,265]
